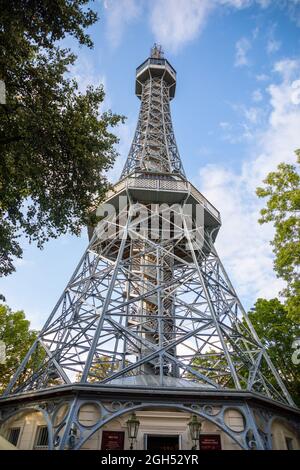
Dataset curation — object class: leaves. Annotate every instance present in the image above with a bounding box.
[0,1,124,278]
[256,150,300,322]
[248,298,300,406]
[189,298,300,404]
[0,0,97,56]
[0,304,43,394]
[76,356,120,383]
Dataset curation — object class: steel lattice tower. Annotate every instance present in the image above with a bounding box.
[1,46,299,451]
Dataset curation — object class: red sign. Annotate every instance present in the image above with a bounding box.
[101,431,125,450]
[199,434,222,451]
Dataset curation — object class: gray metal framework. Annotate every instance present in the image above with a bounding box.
[2,203,294,406]
[121,45,185,178]
[0,385,299,450]
[1,46,298,450]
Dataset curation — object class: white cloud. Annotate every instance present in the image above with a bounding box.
[256,73,269,81]
[218,0,252,6]
[197,58,300,305]
[267,38,281,54]
[285,0,300,27]
[198,164,283,303]
[252,26,259,39]
[266,23,281,54]
[256,0,271,7]
[252,89,263,102]
[70,54,108,97]
[235,37,251,66]
[274,58,299,80]
[149,0,213,52]
[149,0,269,52]
[103,0,142,47]
[291,79,300,104]
[268,59,300,127]
[102,0,276,52]
[219,121,231,128]
[14,258,35,268]
[244,106,261,123]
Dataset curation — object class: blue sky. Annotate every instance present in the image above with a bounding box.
[1,0,300,329]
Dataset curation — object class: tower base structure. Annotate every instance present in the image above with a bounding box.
[1,46,300,451]
[0,384,300,450]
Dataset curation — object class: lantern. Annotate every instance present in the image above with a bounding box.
[126,412,140,449]
[188,415,201,450]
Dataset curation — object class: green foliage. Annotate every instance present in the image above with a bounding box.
[0,1,124,277]
[248,298,300,406]
[256,150,300,321]
[76,356,120,383]
[187,350,235,388]
[1,0,97,54]
[188,298,300,405]
[0,304,43,394]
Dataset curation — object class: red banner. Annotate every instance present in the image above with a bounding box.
[199,434,222,450]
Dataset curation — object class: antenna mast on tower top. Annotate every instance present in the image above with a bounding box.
[151,43,164,58]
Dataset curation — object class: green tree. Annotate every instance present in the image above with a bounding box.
[188,299,300,405]
[256,150,300,322]
[0,304,43,394]
[0,1,124,277]
[248,298,300,406]
[75,356,120,383]
[186,349,235,388]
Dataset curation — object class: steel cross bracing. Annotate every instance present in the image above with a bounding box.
[3,199,294,407]
[121,54,185,177]
[3,391,299,450]
[2,47,295,413]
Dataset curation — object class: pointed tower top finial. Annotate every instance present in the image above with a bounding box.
[151,43,164,59]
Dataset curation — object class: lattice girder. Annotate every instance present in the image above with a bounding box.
[3,199,294,407]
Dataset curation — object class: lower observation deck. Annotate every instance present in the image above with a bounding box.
[87,173,221,260]
[104,173,221,229]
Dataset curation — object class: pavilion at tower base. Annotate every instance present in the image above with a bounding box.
[0,384,300,450]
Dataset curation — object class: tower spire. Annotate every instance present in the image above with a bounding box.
[121,47,185,178]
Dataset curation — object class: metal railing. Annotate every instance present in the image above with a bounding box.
[189,184,220,220]
[136,58,176,79]
[106,176,220,222]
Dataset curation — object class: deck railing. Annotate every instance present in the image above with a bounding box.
[106,176,220,222]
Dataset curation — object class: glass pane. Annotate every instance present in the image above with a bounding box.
[8,427,21,446]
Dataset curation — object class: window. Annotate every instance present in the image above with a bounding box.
[285,437,293,450]
[34,425,49,449]
[8,427,21,446]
